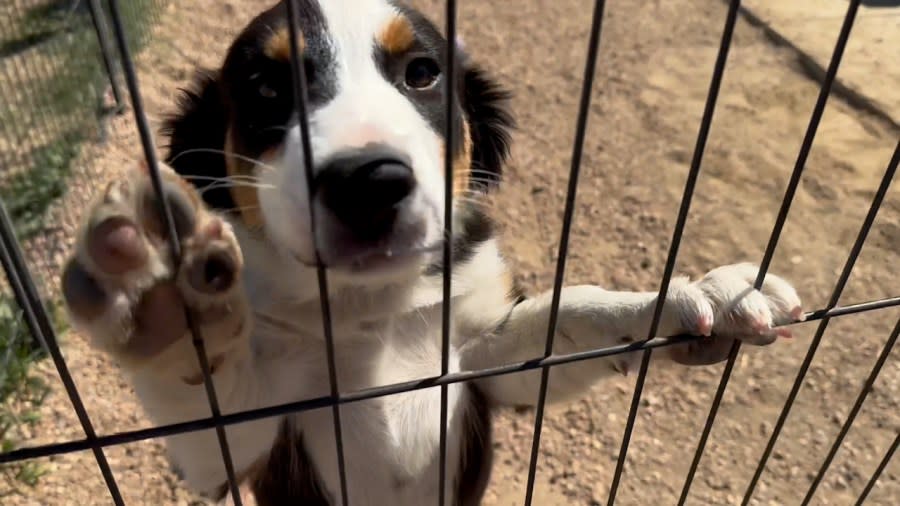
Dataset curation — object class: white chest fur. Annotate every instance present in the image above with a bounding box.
[294,307,468,506]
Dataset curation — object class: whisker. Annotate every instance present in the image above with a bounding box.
[198,182,275,197]
[200,181,275,192]
[260,125,291,135]
[453,189,493,201]
[467,168,501,178]
[183,174,265,183]
[464,178,500,187]
[225,205,263,214]
[168,148,281,173]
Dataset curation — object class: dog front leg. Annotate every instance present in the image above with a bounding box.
[61,164,279,498]
[461,264,803,407]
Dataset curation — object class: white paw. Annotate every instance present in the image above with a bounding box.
[61,163,248,372]
[665,263,803,365]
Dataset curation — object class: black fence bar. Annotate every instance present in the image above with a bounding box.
[522,1,606,504]
[86,0,124,111]
[0,3,895,503]
[104,1,244,504]
[801,315,900,505]
[438,0,458,504]
[283,1,350,504]
[607,1,742,503]
[0,295,896,467]
[741,134,897,505]
[804,296,900,320]
[855,432,899,506]
[676,0,863,502]
[0,196,124,505]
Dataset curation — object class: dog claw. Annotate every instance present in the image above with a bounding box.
[697,314,713,337]
[751,315,772,334]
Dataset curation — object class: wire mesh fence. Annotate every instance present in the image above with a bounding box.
[0,0,164,500]
[0,0,898,505]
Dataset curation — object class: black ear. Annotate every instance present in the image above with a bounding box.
[462,64,514,191]
[160,70,236,210]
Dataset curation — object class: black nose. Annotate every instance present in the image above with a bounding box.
[316,145,416,239]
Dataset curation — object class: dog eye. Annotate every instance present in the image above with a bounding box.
[404,57,440,90]
[258,82,277,99]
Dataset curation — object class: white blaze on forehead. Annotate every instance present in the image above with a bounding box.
[318,0,399,70]
[256,0,447,268]
[306,0,444,194]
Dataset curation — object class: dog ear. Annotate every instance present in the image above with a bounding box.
[160,70,237,210]
[461,63,515,191]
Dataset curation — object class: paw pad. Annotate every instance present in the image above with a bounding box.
[62,163,247,363]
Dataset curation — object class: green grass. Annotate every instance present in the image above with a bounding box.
[0,0,165,492]
[0,132,83,241]
[0,294,66,496]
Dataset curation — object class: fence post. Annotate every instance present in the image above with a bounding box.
[86,0,125,113]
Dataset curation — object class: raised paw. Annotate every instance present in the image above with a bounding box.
[61,163,248,374]
[665,263,803,365]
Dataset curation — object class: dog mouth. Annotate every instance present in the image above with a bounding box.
[339,242,443,272]
[291,241,443,272]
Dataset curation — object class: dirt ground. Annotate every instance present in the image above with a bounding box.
[3,0,899,505]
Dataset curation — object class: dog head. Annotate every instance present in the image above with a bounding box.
[163,0,512,284]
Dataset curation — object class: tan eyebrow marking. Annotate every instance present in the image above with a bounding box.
[264,25,305,62]
[378,14,415,54]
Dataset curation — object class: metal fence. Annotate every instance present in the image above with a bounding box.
[0,0,898,505]
[0,0,165,354]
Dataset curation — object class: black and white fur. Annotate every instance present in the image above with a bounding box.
[60,1,804,504]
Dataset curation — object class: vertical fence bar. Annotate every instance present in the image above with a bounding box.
[521,2,606,504]
[802,314,900,505]
[0,194,124,504]
[86,0,125,111]
[747,4,867,498]
[855,432,899,506]
[606,1,742,503]
[438,0,458,505]
[672,1,863,503]
[103,1,243,504]
[740,134,896,504]
[283,2,350,504]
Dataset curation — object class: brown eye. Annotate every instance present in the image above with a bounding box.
[404,57,440,89]
[258,82,277,99]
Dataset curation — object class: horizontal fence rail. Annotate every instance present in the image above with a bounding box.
[0,0,897,505]
[0,295,897,466]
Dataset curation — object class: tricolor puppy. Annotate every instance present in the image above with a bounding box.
[61,1,804,504]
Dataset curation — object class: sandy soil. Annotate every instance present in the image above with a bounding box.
[3,0,899,505]
[747,0,900,126]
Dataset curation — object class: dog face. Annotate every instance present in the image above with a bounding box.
[164,0,512,282]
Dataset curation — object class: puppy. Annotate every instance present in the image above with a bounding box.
[60,1,804,504]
